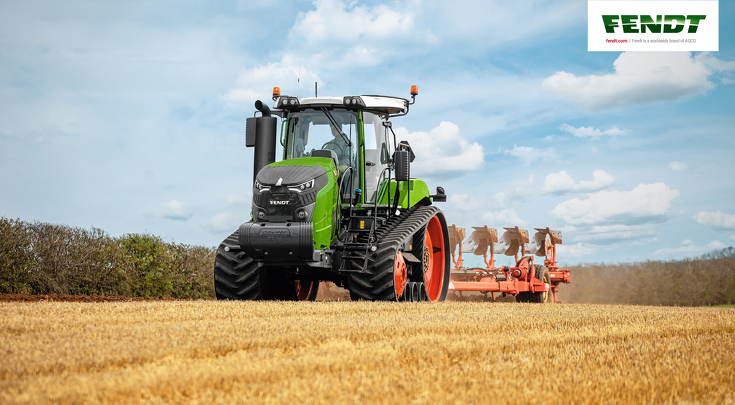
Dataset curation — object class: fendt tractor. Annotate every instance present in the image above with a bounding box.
[214,86,452,302]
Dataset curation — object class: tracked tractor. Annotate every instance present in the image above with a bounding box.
[214,86,451,302]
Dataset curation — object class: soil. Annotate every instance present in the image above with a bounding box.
[0,293,213,303]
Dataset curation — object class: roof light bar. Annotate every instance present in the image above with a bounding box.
[276,96,300,109]
[343,96,366,107]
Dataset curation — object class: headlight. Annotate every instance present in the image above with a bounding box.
[254,180,270,192]
[289,179,315,192]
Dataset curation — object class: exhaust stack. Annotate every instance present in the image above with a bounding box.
[245,100,277,184]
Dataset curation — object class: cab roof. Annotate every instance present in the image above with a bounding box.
[273,95,408,115]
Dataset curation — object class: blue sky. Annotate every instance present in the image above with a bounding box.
[1,0,733,265]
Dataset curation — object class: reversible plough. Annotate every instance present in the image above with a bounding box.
[447,225,571,303]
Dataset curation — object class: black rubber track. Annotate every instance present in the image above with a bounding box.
[346,206,448,301]
[214,230,263,300]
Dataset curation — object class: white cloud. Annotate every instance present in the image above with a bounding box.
[692,211,735,230]
[552,183,679,226]
[503,145,558,166]
[542,170,614,194]
[542,52,734,110]
[289,0,436,67]
[572,224,657,243]
[448,193,483,212]
[208,212,241,235]
[482,209,526,227]
[223,55,322,107]
[654,240,726,257]
[157,200,193,221]
[559,123,625,139]
[395,121,484,179]
[668,161,688,171]
[556,242,597,258]
[291,0,432,44]
[730,235,735,241]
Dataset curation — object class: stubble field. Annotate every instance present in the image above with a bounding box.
[1,301,734,405]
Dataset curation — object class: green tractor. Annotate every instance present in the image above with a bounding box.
[214,86,450,301]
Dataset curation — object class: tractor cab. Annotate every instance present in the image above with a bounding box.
[275,93,412,207]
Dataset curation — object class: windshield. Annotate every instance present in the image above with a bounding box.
[285,110,358,171]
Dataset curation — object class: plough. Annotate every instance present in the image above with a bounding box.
[448,225,571,303]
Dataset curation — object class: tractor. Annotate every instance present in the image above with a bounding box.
[214,86,451,301]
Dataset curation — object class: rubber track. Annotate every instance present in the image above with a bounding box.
[214,230,262,300]
[347,206,442,301]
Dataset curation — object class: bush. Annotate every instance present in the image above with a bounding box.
[0,217,215,298]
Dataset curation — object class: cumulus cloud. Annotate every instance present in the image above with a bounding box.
[542,170,614,194]
[448,193,484,212]
[223,55,322,107]
[395,121,484,179]
[556,242,597,258]
[157,200,193,221]
[552,183,679,226]
[669,161,688,171]
[572,224,657,243]
[559,123,625,139]
[482,209,526,227]
[542,52,735,110]
[289,0,436,66]
[503,145,559,166]
[654,240,726,257]
[692,211,735,230]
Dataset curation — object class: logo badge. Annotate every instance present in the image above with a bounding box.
[588,1,719,51]
[276,177,283,186]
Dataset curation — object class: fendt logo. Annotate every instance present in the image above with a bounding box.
[588,1,718,52]
[602,15,706,34]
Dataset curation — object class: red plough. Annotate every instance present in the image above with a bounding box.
[447,225,571,303]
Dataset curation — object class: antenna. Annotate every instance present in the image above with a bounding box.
[296,54,302,98]
[315,82,318,97]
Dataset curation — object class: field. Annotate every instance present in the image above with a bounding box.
[1,301,734,405]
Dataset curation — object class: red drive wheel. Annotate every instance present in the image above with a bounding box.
[423,214,448,302]
[394,251,408,299]
[295,280,319,301]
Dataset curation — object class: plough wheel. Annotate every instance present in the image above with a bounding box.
[531,265,550,303]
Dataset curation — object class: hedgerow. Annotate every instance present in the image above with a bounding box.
[0,217,215,298]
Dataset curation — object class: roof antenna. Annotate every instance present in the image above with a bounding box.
[296,54,301,98]
[315,82,318,97]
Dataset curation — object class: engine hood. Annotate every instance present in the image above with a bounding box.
[256,157,337,186]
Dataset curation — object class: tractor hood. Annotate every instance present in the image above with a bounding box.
[256,157,338,187]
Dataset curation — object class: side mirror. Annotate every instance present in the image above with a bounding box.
[431,186,446,202]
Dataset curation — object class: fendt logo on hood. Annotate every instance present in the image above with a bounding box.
[270,200,290,205]
[588,1,719,52]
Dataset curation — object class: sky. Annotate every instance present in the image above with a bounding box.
[1,0,734,266]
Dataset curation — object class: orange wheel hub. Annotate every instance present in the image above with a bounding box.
[423,215,446,302]
[394,251,407,299]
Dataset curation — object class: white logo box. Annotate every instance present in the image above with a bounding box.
[588,1,719,51]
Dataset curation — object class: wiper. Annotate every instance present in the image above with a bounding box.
[321,107,352,147]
